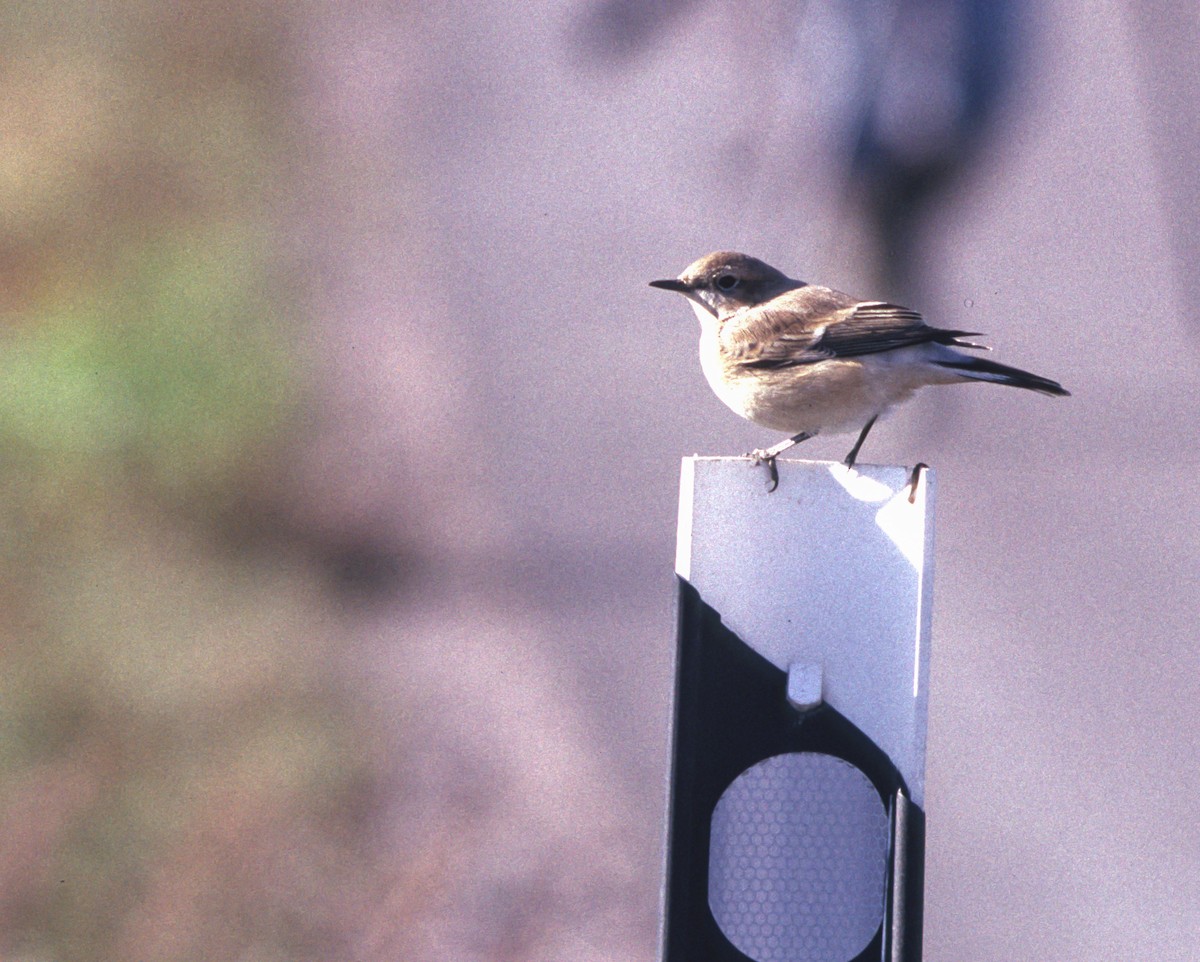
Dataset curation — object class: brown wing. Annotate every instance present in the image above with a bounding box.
[720,285,858,368]
[727,288,984,371]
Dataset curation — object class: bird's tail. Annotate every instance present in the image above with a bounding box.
[935,357,1070,396]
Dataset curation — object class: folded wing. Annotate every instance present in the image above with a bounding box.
[726,288,985,371]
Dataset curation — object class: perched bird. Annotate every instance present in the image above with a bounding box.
[650,251,1068,489]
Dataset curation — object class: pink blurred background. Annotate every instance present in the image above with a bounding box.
[2,1,1197,959]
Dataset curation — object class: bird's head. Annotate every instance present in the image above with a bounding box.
[649,251,800,319]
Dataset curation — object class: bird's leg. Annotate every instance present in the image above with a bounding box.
[842,415,879,469]
[749,432,813,492]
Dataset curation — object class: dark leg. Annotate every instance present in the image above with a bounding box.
[749,432,813,492]
[843,415,879,469]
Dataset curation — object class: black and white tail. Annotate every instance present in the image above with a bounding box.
[936,357,1070,397]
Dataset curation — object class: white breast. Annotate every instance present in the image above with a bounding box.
[698,327,948,439]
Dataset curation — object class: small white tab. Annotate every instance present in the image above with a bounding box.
[787,662,823,711]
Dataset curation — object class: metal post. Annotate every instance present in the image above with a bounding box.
[661,457,934,962]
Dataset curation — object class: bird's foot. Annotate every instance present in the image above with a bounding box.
[748,448,780,492]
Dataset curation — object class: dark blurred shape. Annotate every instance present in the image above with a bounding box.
[215,488,416,603]
[846,0,1023,292]
[576,0,708,61]
[575,0,1022,298]
[324,539,412,599]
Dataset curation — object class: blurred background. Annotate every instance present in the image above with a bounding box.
[1,1,1197,960]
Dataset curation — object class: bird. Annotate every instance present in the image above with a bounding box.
[649,251,1069,490]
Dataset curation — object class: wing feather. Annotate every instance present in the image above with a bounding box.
[725,287,986,371]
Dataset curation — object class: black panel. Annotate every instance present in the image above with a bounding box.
[662,577,925,962]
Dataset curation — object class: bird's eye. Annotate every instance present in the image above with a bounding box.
[715,273,739,291]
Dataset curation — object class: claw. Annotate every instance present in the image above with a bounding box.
[747,432,813,493]
[748,449,780,492]
[907,463,928,504]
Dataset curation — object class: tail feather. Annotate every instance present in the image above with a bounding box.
[936,357,1070,396]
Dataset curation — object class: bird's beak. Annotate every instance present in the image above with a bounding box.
[649,278,691,294]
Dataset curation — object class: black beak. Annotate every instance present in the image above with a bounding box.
[649,278,691,293]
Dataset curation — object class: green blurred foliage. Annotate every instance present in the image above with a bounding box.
[0,5,389,960]
[0,227,297,502]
